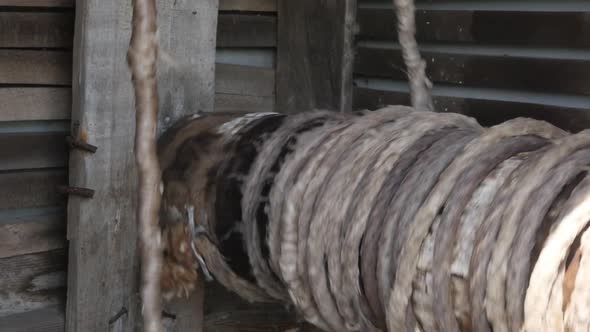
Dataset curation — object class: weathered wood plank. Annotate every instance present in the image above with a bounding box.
[355,46,590,95]
[215,93,274,112]
[277,0,356,113]
[219,0,276,12]
[215,63,275,97]
[353,87,590,132]
[0,50,71,86]
[0,169,66,210]
[0,0,73,7]
[0,306,64,332]
[0,12,74,48]
[0,210,66,259]
[0,88,71,122]
[67,0,219,331]
[217,14,276,47]
[358,9,590,48]
[0,132,68,171]
[0,249,66,316]
[66,1,140,331]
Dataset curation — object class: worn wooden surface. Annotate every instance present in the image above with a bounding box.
[219,0,276,12]
[0,0,73,6]
[355,46,590,95]
[66,0,140,331]
[0,88,71,121]
[217,14,276,47]
[0,249,67,316]
[0,12,74,48]
[0,306,65,332]
[0,170,66,210]
[0,210,66,259]
[277,0,356,113]
[357,9,590,48]
[0,132,68,171]
[0,50,72,85]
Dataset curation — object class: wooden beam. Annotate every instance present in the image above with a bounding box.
[0,0,73,7]
[0,50,71,85]
[217,14,276,47]
[215,63,275,97]
[0,12,74,49]
[0,249,66,317]
[0,306,64,332]
[276,0,357,113]
[0,170,66,210]
[0,132,68,171]
[0,88,71,122]
[0,211,66,259]
[219,0,276,12]
[67,0,219,331]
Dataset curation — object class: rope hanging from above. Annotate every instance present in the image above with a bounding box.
[158,109,590,332]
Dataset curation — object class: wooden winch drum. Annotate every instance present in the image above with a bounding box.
[157,108,590,332]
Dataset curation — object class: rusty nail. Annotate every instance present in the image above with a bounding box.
[66,136,98,153]
[108,307,128,325]
[57,185,95,198]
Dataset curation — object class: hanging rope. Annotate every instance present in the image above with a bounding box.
[127,0,164,331]
[392,0,434,111]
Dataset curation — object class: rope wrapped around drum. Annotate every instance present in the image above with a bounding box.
[157,108,590,332]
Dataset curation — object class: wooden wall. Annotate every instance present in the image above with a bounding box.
[0,1,74,331]
[215,0,277,113]
[353,0,590,132]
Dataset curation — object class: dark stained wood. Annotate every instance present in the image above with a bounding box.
[0,169,66,210]
[0,306,64,332]
[215,63,275,97]
[217,14,276,47]
[0,212,66,259]
[219,0,276,12]
[355,47,590,95]
[0,12,74,48]
[0,88,71,122]
[357,9,590,48]
[277,0,356,113]
[0,50,71,86]
[0,132,68,171]
[353,87,590,132]
[0,0,73,6]
[0,249,66,317]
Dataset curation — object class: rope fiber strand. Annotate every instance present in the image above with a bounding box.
[127,0,164,331]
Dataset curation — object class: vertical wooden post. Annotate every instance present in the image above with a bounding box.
[276,0,357,114]
[67,1,218,331]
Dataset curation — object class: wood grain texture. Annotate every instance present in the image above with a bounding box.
[0,50,71,85]
[0,88,71,121]
[219,0,276,12]
[353,88,590,132]
[0,169,66,210]
[0,12,74,48]
[0,0,73,7]
[67,0,219,331]
[0,306,64,332]
[0,211,66,259]
[215,63,275,97]
[357,9,590,48]
[355,47,590,95]
[217,14,276,47]
[277,0,356,113]
[0,132,68,171]
[0,249,66,316]
[66,1,140,331]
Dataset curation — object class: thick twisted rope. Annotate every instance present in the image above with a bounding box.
[127,0,164,330]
